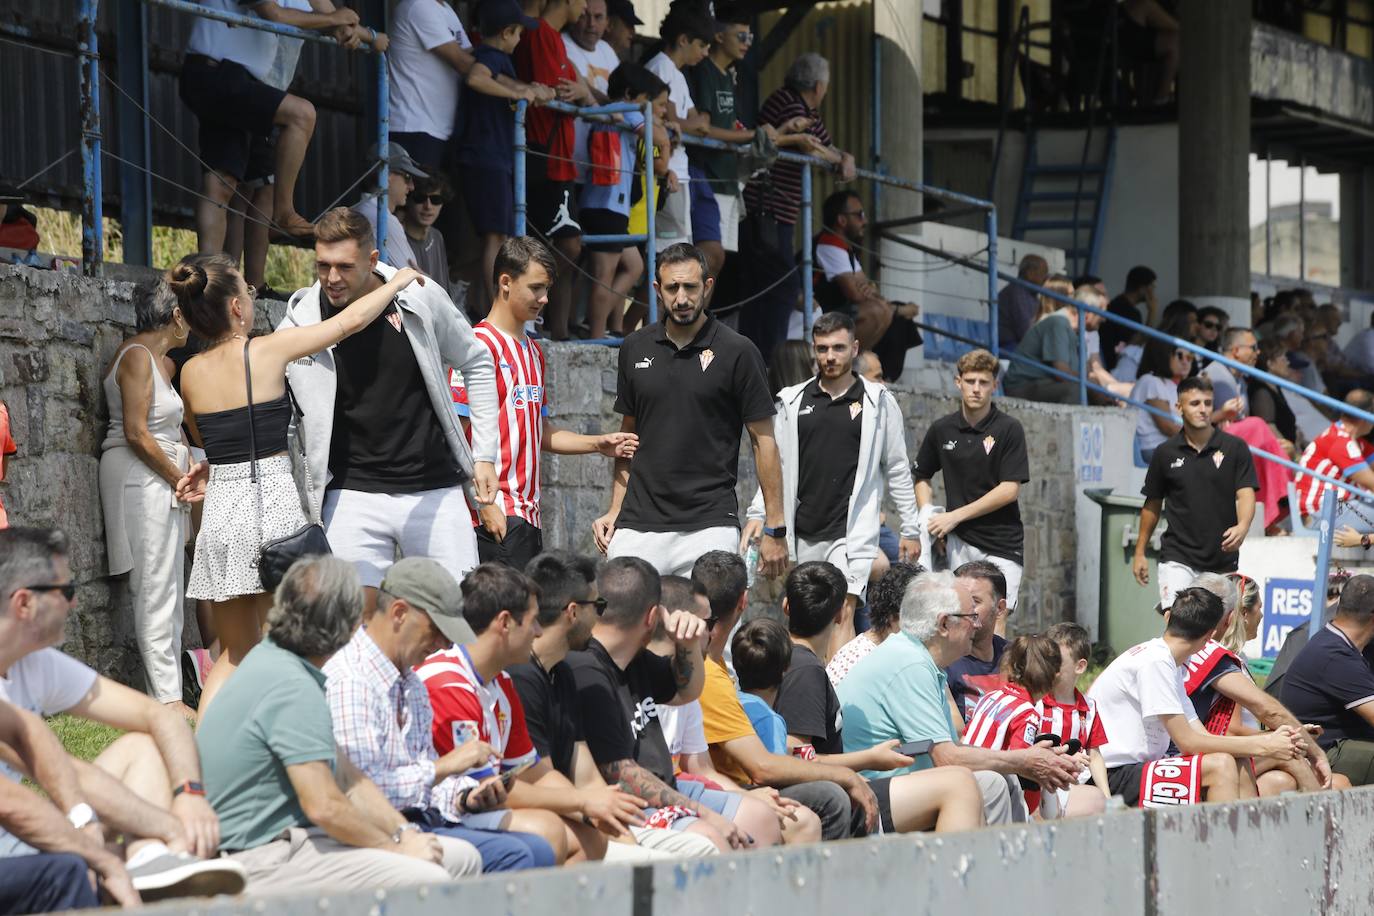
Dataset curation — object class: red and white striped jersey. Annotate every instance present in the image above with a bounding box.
[1295,421,1374,516]
[468,321,548,527]
[1039,689,1109,751]
[416,645,539,771]
[963,684,1040,752]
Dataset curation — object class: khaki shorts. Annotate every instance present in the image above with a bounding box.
[655,182,691,251]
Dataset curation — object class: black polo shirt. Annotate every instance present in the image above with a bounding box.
[912,404,1030,563]
[795,376,864,541]
[1142,428,1258,572]
[508,655,581,779]
[614,316,775,532]
[1280,624,1374,749]
[565,639,678,785]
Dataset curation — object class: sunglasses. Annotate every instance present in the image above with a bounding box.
[573,597,609,615]
[1173,350,1193,360]
[25,583,76,601]
[417,194,446,205]
[733,30,753,42]
[1201,320,1222,330]
[843,209,866,219]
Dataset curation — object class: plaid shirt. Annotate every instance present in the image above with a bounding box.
[324,628,474,821]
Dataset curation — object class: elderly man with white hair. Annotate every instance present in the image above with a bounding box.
[835,571,1082,824]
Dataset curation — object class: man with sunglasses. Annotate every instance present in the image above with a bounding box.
[0,527,246,898]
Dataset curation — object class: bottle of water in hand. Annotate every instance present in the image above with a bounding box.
[744,537,760,589]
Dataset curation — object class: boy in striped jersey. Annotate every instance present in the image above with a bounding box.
[467,237,639,569]
[1042,623,1111,807]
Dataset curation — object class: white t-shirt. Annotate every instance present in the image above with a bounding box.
[353,191,417,269]
[1130,374,1180,453]
[263,0,312,91]
[388,0,471,140]
[186,0,279,83]
[815,240,861,281]
[562,36,621,182]
[645,52,694,180]
[0,648,99,789]
[1087,638,1197,769]
[657,701,709,756]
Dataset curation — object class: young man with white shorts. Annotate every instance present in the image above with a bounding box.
[280,208,499,608]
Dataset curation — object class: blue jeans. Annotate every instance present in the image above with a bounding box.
[0,853,99,914]
[404,807,555,872]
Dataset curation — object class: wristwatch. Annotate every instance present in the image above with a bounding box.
[762,524,787,539]
[67,803,98,830]
[1362,533,1371,550]
[390,823,420,844]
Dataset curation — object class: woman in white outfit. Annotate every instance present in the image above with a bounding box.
[99,281,198,716]
[170,252,425,715]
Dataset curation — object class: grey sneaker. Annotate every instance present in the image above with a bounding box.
[128,852,247,901]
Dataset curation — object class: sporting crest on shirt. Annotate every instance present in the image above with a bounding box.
[849,402,862,421]
[386,310,403,332]
[699,349,715,372]
[451,720,480,749]
[982,435,996,454]
[1213,451,1224,469]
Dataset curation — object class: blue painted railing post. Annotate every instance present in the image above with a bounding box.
[1077,296,1088,405]
[376,52,389,260]
[78,0,103,275]
[986,208,998,355]
[514,100,528,237]
[801,164,813,339]
[643,99,656,324]
[1312,489,1338,637]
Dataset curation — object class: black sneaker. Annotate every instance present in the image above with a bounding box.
[128,848,246,901]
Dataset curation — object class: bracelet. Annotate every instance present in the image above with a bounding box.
[1362,533,1370,550]
[172,780,205,798]
[368,27,376,42]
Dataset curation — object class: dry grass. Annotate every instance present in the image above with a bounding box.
[32,206,314,291]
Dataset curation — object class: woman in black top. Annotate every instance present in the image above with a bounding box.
[1249,338,1299,456]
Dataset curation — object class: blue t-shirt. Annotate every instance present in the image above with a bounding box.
[579,110,644,216]
[739,692,789,755]
[1280,623,1374,748]
[453,44,519,173]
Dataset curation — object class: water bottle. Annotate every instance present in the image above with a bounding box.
[744,536,760,588]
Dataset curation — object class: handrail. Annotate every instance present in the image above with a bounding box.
[76,0,390,274]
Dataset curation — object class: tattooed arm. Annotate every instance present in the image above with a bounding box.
[660,610,707,705]
[598,757,749,848]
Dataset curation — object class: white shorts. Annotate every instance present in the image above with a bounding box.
[322,486,479,588]
[796,536,865,599]
[607,526,738,577]
[1157,560,1200,609]
[655,182,691,252]
[946,533,1023,610]
[715,192,742,252]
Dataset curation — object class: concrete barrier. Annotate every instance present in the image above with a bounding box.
[128,786,1374,916]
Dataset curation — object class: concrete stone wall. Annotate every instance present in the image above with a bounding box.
[1,263,1117,690]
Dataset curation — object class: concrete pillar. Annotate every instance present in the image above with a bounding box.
[872,1,921,222]
[1339,165,1374,291]
[1178,0,1251,328]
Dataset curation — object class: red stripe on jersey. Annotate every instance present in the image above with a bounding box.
[1295,422,1374,516]
[1039,690,1109,751]
[472,322,547,527]
[416,646,539,771]
[964,686,1040,751]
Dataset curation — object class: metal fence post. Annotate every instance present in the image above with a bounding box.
[78,0,103,276]
[376,52,389,260]
[1312,489,1338,637]
[514,100,528,237]
[986,208,998,355]
[801,164,813,339]
[1077,297,1088,405]
[643,99,656,324]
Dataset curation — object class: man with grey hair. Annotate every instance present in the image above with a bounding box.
[739,51,857,363]
[1003,284,1107,403]
[1202,326,1257,419]
[196,556,482,893]
[836,571,1082,824]
[997,254,1049,352]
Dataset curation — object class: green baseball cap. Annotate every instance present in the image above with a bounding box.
[379,558,475,646]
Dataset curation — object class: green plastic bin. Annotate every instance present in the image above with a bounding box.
[1086,489,1168,655]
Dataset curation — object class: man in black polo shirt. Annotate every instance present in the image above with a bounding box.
[913,348,1030,621]
[510,551,717,859]
[742,311,920,649]
[1133,375,1258,608]
[595,243,788,578]
[1281,574,1374,786]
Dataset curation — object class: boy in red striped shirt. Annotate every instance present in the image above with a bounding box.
[466,237,638,569]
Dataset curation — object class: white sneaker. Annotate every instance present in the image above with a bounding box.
[127,844,246,901]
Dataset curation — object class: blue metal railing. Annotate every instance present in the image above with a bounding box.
[77,0,390,274]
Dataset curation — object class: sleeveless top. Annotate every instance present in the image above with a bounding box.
[101,344,184,452]
[195,394,292,465]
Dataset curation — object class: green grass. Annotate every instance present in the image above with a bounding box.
[46,715,123,763]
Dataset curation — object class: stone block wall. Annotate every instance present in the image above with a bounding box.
[1,263,1110,689]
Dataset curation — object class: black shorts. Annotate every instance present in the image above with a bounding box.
[526,163,581,240]
[579,206,631,253]
[460,165,514,237]
[178,54,284,182]
[849,775,895,836]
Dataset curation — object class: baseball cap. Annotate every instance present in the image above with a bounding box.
[367,141,428,179]
[379,558,476,646]
[479,0,539,35]
[607,0,643,26]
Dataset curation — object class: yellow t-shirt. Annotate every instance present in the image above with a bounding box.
[699,656,758,785]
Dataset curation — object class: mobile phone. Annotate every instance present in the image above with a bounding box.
[1033,733,1061,747]
[894,739,934,758]
[499,759,535,788]
[1065,738,1083,756]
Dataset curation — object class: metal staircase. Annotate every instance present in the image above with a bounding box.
[1012,123,1117,278]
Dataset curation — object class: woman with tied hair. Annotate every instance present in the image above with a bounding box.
[169,252,424,714]
[99,280,199,715]
[1128,334,1192,462]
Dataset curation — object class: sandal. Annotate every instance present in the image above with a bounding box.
[271,214,316,241]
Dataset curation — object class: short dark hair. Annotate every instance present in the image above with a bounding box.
[655,242,709,285]
[661,574,705,613]
[1125,265,1157,291]
[1337,574,1374,622]
[493,236,557,292]
[659,6,714,45]
[732,618,792,691]
[811,311,855,340]
[1220,326,1255,353]
[0,527,67,611]
[784,561,847,638]
[1164,587,1225,640]
[598,556,662,628]
[1046,621,1092,663]
[1177,375,1213,398]
[607,60,668,102]
[868,562,923,635]
[1197,305,1227,324]
[690,551,748,620]
[822,190,861,229]
[954,560,1006,603]
[1073,274,1103,288]
[525,551,597,627]
[461,563,540,634]
[410,170,453,203]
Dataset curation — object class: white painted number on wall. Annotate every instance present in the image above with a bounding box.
[1077,422,1104,483]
